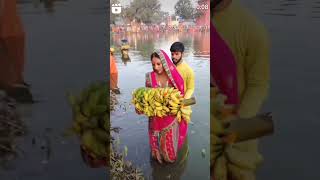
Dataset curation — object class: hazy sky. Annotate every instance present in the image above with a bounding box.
[117,0,198,14]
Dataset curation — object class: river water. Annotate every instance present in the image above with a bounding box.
[239,0,320,179]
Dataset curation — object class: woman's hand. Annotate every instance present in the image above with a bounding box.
[135,108,143,115]
[152,149,163,164]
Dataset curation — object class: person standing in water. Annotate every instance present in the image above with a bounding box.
[0,0,33,103]
[141,49,191,164]
[212,0,270,179]
[170,42,195,100]
[110,47,120,94]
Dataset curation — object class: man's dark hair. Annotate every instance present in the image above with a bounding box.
[170,42,185,53]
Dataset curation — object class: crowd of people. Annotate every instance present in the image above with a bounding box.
[111,24,210,33]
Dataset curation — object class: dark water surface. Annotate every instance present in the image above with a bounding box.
[1,0,107,179]
[240,0,320,179]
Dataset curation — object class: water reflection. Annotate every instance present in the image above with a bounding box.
[240,0,320,179]
[18,0,69,13]
[151,138,189,180]
[111,32,210,59]
[1,0,106,179]
[262,0,300,16]
[255,0,320,19]
[121,57,131,66]
[17,0,106,15]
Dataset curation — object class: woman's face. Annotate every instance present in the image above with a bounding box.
[151,57,164,74]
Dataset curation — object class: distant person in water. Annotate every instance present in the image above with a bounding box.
[0,0,33,103]
[110,48,120,94]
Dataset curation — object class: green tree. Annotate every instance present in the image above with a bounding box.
[174,0,195,20]
[150,11,169,24]
[123,0,161,24]
[194,0,206,19]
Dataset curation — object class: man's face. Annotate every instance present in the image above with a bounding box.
[171,51,183,64]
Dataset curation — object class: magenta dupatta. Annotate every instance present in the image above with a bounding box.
[211,22,239,105]
[147,49,188,152]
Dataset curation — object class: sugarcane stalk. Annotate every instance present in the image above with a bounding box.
[181,97,196,106]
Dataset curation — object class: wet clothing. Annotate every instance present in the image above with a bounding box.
[0,0,26,89]
[151,137,189,180]
[110,54,118,90]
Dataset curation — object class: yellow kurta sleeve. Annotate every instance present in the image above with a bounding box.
[184,66,195,99]
[238,22,270,118]
[177,62,195,99]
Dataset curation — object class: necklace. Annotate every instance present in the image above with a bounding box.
[157,80,169,88]
[155,73,169,88]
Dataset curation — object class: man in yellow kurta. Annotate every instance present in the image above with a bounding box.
[170,42,195,99]
[212,0,270,179]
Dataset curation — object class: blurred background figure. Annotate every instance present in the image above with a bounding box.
[120,39,130,61]
[0,0,33,103]
[110,47,120,94]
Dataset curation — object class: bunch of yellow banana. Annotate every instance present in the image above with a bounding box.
[211,86,229,180]
[66,81,109,160]
[131,87,193,123]
[211,86,261,180]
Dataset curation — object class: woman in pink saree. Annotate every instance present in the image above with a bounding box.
[140,49,189,164]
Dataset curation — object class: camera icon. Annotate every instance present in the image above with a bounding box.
[112,4,122,14]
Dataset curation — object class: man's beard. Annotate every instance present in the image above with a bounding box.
[172,57,182,65]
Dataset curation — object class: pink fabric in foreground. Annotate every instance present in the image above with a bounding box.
[211,22,239,105]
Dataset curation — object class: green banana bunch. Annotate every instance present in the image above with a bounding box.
[131,87,193,123]
[81,130,108,159]
[66,81,109,159]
